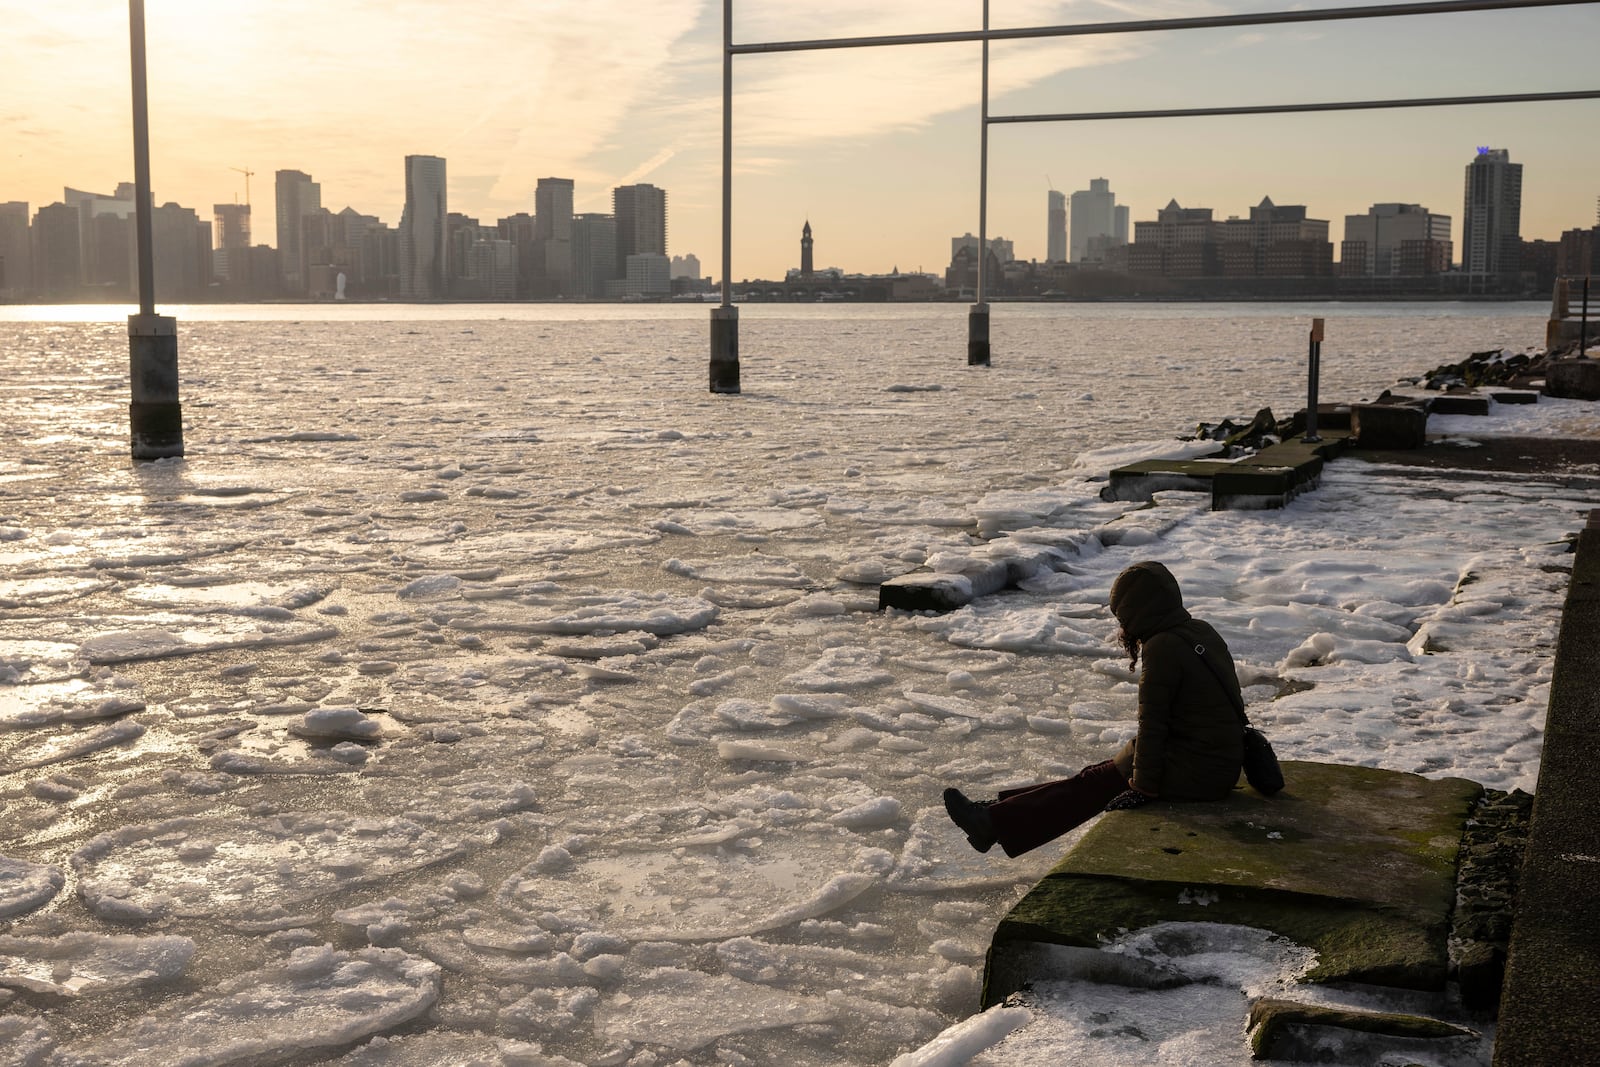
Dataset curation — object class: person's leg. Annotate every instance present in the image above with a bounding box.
[987,759,1128,858]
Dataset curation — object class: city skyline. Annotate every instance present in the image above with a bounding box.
[6,1,1600,280]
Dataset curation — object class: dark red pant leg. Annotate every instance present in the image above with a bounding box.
[988,759,1129,858]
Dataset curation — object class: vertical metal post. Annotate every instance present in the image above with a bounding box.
[1304,317,1324,443]
[127,0,183,459]
[1582,275,1591,357]
[967,0,992,366]
[709,0,741,393]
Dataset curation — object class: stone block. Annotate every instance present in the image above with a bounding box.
[1430,394,1491,416]
[1352,403,1428,449]
[984,761,1482,1006]
[1543,357,1600,401]
[1247,999,1479,1062]
[1490,390,1539,405]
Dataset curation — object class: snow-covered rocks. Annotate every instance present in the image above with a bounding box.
[290,706,382,742]
[0,933,194,996]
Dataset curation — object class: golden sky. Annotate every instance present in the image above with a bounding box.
[6,0,1598,279]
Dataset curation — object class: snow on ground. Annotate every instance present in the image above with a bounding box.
[0,303,1594,1065]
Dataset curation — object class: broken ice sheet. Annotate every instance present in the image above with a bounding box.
[0,932,195,996]
[47,946,439,1065]
[70,801,518,923]
[0,855,65,920]
[499,838,891,942]
[593,969,836,1051]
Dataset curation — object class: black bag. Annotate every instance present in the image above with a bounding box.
[1242,725,1285,796]
[1194,643,1285,796]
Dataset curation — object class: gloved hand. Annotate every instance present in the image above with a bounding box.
[1105,789,1152,811]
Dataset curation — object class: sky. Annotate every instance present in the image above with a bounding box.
[5,0,1600,281]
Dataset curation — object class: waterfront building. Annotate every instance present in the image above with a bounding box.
[1047,190,1067,262]
[535,177,575,296]
[613,184,667,278]
[66,186,136,293]
[1340,203,1451,278]
[1462,148,1522,281]
[274,170,321,293]
[950,233,1014,264]
[800,221,814,278]
[623,252,671,298]
[0,201,30,297]
[30,202,81,297]
[572,213,617,299]
[465,238,518,301]
[496,212,538,298]
[1070,178,1128,263]
[1557,224,1600,278]
[149,201,209,301]
[212,203,251,284]
[399,154,448,300]
[670,253,702,281]
[1127,197,1331,278]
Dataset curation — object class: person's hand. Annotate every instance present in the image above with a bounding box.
[1105,789,1152,811]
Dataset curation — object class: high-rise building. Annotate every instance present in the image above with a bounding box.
[274,170,321,293]
[497,212,538,298]
[1340,203,1452,278]
[1070,178,1128,263]
[399,154,448,300]
[613,183,667,277]
[30,202,81,296]
[212,203,251,283]
[0,202,30,297]
[535,177,575,295]
[571,213,617,299]
[800,220,814,277]
[1462,148,1522,280]
[1047,190,1067,262]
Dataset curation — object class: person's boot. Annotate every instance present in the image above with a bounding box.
[943,788,997,854]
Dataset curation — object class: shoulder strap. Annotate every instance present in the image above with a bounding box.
[1192,643,1249,725]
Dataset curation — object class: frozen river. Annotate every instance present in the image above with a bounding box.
[1,301,1595,1065]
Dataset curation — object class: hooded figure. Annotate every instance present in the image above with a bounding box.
[943,560,1245,858]
[1108,560,1244,801]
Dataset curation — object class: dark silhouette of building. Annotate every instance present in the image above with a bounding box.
[1462,148,1522,283]
[800,220,814,277]
[613,183,666,278]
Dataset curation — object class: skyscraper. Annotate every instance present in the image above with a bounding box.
[571,213,617,299]
[0,201,30,297]
[535,177,575,295]
[1047,190,1067,262]
[1461,148,1522,280]
[274,170,320,292]
[1070,178,1127,263]
[613,183,667,277]
[213,203,251,283]
[399,155,448,300]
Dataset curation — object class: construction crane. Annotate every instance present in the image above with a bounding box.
[230,166,255,207]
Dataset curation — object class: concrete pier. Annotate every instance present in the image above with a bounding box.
[967,303,990,366]
[709,306,740,394]
[128,313,183,460]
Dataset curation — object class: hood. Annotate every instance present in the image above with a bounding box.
[1109,560,1191,640]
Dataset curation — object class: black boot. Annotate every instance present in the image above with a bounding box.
[943,787,997,854]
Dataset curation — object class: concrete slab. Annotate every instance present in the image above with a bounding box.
[984,761,1482,1005]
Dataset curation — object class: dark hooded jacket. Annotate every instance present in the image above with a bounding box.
[1108,561,1244,800]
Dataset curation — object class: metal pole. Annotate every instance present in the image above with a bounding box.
[1583,275,1591,357]
[967,0,992,366]
[126,0,183,458]
[1304,318,1324,443]
[709,0,740,393]
[130,0,155,316]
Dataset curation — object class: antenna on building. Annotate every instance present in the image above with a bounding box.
[1046,174,1055,190]
[230,166,255,208]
